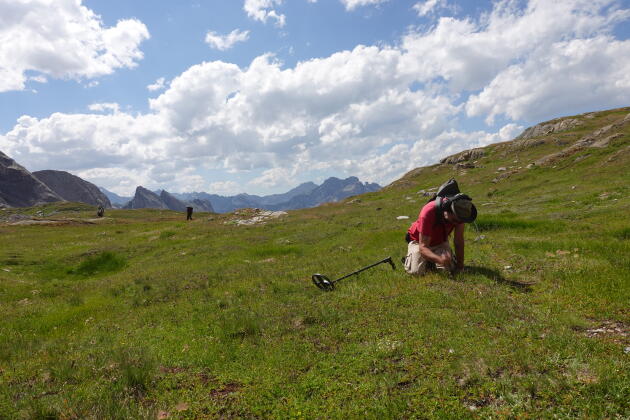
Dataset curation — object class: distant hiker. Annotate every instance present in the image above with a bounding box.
[186,206,193,221]
[404,179,477,275]
[97,205,105,218]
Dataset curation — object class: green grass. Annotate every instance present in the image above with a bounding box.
[71,252,127,276]
[0,107,629,418]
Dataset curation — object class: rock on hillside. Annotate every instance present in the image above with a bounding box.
[0,151,62,207]
[533,112,630,167]
[123,186,166,209]
[440,148,485,165]
[33,170,111,208]
[516,118,582,140]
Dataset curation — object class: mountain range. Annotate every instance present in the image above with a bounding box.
[0,151,379,212]
[122,187,215,213]
[172,177,381,213]
[0,151,61,208]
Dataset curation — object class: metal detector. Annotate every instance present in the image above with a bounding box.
[312,257,396,291]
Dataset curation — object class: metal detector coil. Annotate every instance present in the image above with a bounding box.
[312,256,395,291]
[312,274,335,291]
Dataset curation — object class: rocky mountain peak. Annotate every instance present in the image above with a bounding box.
[0,151,62,208]
[124,186,165,209]
[160,190,187,212]
[33,170,111,208]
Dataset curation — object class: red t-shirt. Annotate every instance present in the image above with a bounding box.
[407,201,460,246]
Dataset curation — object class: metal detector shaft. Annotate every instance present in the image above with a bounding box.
[312,256,396,291]
[333,257,395,283]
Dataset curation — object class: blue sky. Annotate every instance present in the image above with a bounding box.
[1,0,629,196]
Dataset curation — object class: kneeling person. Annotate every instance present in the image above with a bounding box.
[404,196,476,275]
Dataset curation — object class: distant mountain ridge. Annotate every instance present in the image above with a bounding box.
[123,186,214,212]
[174,177,381,213]
[99,187,131,207]
[123,186,165,209]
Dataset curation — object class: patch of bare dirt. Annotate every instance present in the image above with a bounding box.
[209,382,241,399]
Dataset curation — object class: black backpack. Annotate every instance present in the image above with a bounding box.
[429,178,476,224]
[405,179,476,243]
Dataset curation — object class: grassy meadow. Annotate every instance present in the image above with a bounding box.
[1,108,629,418]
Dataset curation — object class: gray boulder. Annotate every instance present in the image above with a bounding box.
[0,151,62,207]
[33,170,111,207]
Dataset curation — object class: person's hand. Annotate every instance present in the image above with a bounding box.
[440,253,452,267]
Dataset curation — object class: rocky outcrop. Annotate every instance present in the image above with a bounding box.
[226,208,288,226]
[516,118,582,140]
[0,151,62,207]
[33,170,111,208]
[535,113,629,166]
[123,186,166,209]
[440,148,485,165]
[506,137,547,152]
[160,190,187,212]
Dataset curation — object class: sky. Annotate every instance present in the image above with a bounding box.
[1,0,629,196]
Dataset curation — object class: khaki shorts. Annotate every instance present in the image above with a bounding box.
[404,241,454,276]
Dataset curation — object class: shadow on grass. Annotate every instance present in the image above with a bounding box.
[461,265,533,292]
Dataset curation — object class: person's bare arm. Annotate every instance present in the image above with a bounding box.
[419,235,451,266]
[453,223,465,270]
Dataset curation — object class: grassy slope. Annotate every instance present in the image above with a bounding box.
[0,108,628,419]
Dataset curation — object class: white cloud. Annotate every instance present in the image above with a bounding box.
[341,0,389,11]
[205,29,250,51]
[147,77,166,92]
[0,0,150,92]
[466,35,630,123]
[209,180,241,194]
[29,75,47,83]
[88,102,120,113]
[248,167,297,189]
[413,0,448,17]
[2,0,629,195]
[243,0,286,27]
[400,0,630,92]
